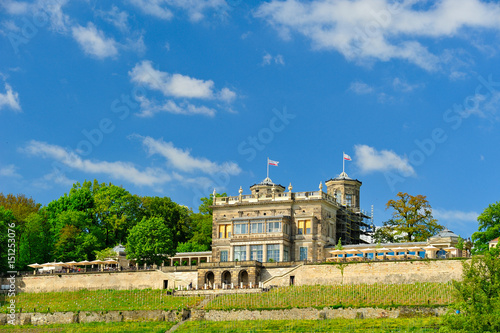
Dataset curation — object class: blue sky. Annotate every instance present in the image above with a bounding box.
[1,0,500,239]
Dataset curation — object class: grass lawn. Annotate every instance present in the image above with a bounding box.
[0,289,203,313]
[205,283,455,310]
[177,317,442,332]
[0,321,175,333]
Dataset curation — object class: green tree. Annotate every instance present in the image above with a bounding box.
[0,207,16,272]
[384,192,443,242]
[93,183,143,247]
[19,211,52,268]
[94,247,117,260]
[176,241,207,253]
[441,248,500,332]
[372,224,402,244]
[472,201,500,254]
[141,196,191,249]
[126,217,175,266]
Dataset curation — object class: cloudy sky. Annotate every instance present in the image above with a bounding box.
[2,0,500,239]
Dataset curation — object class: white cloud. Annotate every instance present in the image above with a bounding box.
[1,1,29,15]
[128,0,174,20]
[255,0,500,71]
[129,0,227,22]
[136,98,216,117]
[354,144,415,176]
[96,5,129,31]
[22,140,171,186]
[392,77,423,92]
[0,83,21,112]
[433,209,479,223]
[136,135,242,175]
[71,23,118,59]
[35,0,71,33]
[129,60,236,117]
[262,52,285,66]
[130,60,216,98]
[349,81,373,94]
[0,164,22,178]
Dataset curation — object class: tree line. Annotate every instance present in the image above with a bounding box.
[0,180,220,271]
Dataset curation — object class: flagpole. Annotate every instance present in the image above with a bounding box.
[343,151,345,174]
[267,157,269,179]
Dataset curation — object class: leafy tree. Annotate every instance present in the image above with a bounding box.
[0,193,41,225]
[93,183,143,247]
[335,237,343,250]
[0,193,41,268]
[441,247,500,332]
[0,207,16,272]
[383,192,443,242]
[176,241,207,253]
[52,211,99,261]
[19,211,52,268]
[198,192,227,215]
[94,247,117,260]
[141,196,191,249]
[472,201,500,254]
[372,225,402,244]
[126,217,175,266]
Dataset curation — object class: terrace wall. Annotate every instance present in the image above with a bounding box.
[4,270,198,293]
[2,259,465,293]
[263,259,465,287]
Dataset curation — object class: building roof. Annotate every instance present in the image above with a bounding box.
[429,228,459,240]
[113,244,126,254]
[490,237,499,243]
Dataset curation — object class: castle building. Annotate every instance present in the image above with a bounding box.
[210,172,371,265]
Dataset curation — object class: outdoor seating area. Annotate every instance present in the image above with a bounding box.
[27,260,120,274]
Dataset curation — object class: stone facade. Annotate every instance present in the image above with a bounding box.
[196,261,262,289]
[211,174,370,267]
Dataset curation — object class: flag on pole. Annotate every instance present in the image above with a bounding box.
[268,159,279,166]
[343,153,352,161]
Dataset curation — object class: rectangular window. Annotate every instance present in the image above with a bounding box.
[219,225,231,238]
[299,247,308,261]
[234,245,246,261]
[298,220,311,235]
[346,194,353,207]
[220,250,228,262]
[234,223,248,234]
[251,222,264,234]
[284,246,289,262]
[267,244,280,262]
[250,245,263,262]
[267,221,281,233]
[305,220,311,234]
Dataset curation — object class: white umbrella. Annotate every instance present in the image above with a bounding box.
[359,248,377,253]
[443,247,457,252]
[90,260,106,265]
[345,249,361,254]
[40,262,56,267]
[375,247,391,253]
[423,245,439,251]
[65,261,78,266]
[76,260,91,265]
[102,259,118,264]
[28,263,42,268]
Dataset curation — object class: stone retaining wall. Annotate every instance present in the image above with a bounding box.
[0,310,184,326]
[264,259,464,286]
[3,259,466,294]
[0,307,447,326]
